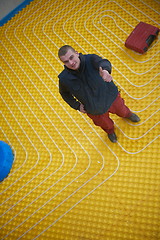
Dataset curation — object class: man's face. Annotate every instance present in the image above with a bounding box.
[60,49,80,70]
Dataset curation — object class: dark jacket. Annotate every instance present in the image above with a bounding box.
[58,53,118,115]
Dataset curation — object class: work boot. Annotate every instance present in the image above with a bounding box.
[127,113,140,122]
[108,132,117,143]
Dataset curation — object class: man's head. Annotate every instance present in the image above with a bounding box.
[58,45,80,70]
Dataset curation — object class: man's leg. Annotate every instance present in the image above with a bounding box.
[109,93,131,117]
[87,112,117,142]
[87,94,139,143]
[109,93,140,122]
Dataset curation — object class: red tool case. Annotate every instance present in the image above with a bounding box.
[125,22,159,53]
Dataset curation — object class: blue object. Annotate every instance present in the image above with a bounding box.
[0,0,34,26]
[0,141,14,181]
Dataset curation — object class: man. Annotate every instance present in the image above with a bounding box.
[58,45,140,143]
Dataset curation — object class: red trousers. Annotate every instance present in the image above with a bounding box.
[87,93,131,134]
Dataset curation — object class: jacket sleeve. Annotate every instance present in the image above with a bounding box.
[59,81,81,111]
[90,54,112,74]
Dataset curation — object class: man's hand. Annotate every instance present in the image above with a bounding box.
[99,67,112,82]
[79,103,87,113]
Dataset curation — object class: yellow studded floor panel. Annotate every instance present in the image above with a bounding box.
[0,0,160,239]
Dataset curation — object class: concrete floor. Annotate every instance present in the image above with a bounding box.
[0,0,24,20]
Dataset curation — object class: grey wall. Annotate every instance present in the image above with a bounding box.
[0,0,24,20]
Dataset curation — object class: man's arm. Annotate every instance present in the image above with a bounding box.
[59,81,81,110]
[91,54,112,73]
[91,54,113,82]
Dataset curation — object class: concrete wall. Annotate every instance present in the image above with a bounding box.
[0,0,24,20]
